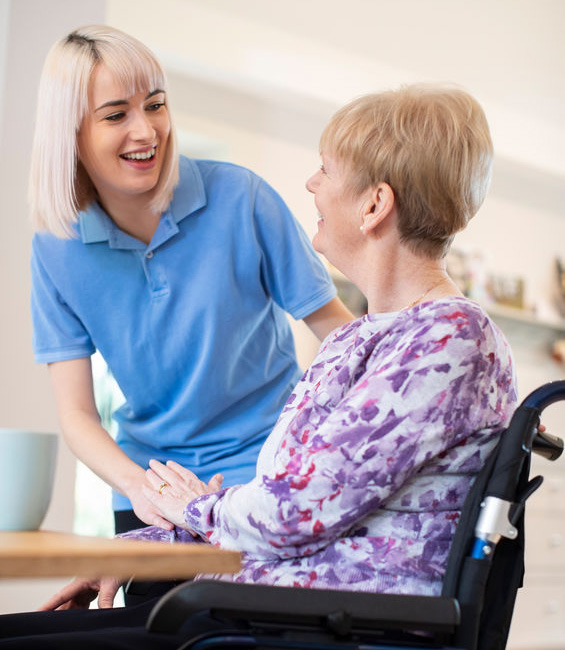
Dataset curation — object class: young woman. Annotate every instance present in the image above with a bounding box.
[0,84,517,649]
[29,25,352,538]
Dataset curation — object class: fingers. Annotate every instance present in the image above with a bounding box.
[145,459,222,532]
[39,586,76,611]
[129,484,175,531]
[146,467,178,496]
[97,578,121,609]
[40,577,122,611]
[148,458,174,479]
[148,459,222,494]
[141,486,176,530]
[147,460,193,496]
[164,460,199,482]
[150,458,201,488]
[146,460,174,486]
[143,483,189,530]
[142,484,184,528]
[208,473,223,491]
[143,461,223,534]
[38,578,96,611]
[151,513,175,531]
[39,593,69,612]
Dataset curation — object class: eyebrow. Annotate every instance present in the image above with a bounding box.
[95,89,165,112]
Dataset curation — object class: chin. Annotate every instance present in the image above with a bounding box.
[312,232,324,255]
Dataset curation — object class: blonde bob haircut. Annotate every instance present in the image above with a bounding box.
[29,24,179,239]
[320,84,493,259]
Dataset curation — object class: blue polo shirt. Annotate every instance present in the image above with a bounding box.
[31,157,336,510]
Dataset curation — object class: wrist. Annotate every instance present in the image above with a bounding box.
[117,465,146,499]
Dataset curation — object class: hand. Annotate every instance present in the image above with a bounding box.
[143,460,223,531]
[125,472,176,531]
[39,576,122,611]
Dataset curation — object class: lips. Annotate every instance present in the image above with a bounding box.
[120,145,157,161]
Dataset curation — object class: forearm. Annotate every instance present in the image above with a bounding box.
[57,407,143,497]
[48,358,140,495]
[49,358,174,529]
[303,297,354,341]
[184,466,377,559]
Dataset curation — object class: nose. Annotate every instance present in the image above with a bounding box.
[130,110,155,141]
[305,171,320,194]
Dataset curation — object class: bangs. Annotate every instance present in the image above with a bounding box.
[98,44,166,98]
[319,100,378,196]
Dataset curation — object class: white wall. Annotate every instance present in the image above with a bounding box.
[0,0,106,614]
[0,0,10,130]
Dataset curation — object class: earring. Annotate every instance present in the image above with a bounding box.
[360,225,365,234]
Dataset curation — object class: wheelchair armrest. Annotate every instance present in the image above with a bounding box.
[147,579,461,637]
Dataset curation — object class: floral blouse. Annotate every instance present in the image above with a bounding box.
[121,298,517,596]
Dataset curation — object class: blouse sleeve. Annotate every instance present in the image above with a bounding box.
[184,312,515,559]
[117,525,200,544]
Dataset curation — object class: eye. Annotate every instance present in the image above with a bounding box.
[104,111,125,122]
[319,164,327,175]
[146,102,165,112]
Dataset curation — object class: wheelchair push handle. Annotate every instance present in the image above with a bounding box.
[486,380,565,502]
[471,381,565,561]
[522,379,565,411]
[532,428,564,461]
[523,380,565,460]
[498,380,565,466]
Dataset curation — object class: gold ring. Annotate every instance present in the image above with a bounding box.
[158,482,169,495]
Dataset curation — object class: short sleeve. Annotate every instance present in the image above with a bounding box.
[31,237,95,363]
[253,179,336,320]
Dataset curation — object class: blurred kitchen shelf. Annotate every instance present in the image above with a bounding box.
[487,303,565,349]
[329,267,565,344]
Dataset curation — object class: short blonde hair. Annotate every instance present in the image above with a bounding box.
[29,25,179,238]
[320,85,493,258]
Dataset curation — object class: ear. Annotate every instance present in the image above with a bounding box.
[360,183,395,234]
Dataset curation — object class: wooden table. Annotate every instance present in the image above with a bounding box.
[0,530,241,579]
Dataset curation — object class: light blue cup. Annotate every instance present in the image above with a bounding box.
[0,429,58,531]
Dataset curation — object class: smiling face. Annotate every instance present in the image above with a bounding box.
[306,153,367,266]
[77,63,171,208]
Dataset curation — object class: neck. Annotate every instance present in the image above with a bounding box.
[97,192,161,245]
[342,241,461,315]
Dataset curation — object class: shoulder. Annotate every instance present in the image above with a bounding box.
[32,229,80,258]
[356,298,514,381]
[399,298,506,346]
[182,156,287,206]
[184,156,262,189]
[394,298,516,389]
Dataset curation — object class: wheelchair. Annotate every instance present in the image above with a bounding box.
[146,381,565,650]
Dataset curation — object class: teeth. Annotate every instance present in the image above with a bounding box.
[122,147,156,161]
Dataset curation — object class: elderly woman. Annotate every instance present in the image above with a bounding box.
[0,85,516,649]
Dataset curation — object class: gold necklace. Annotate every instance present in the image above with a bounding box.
[402,277,447,311]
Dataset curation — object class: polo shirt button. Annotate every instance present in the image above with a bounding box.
[146,251,154,259]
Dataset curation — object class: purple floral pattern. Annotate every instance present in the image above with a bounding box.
[123,298,517,597]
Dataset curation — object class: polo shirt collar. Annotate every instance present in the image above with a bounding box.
[169,156,206,224]
[78,156,207,246]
